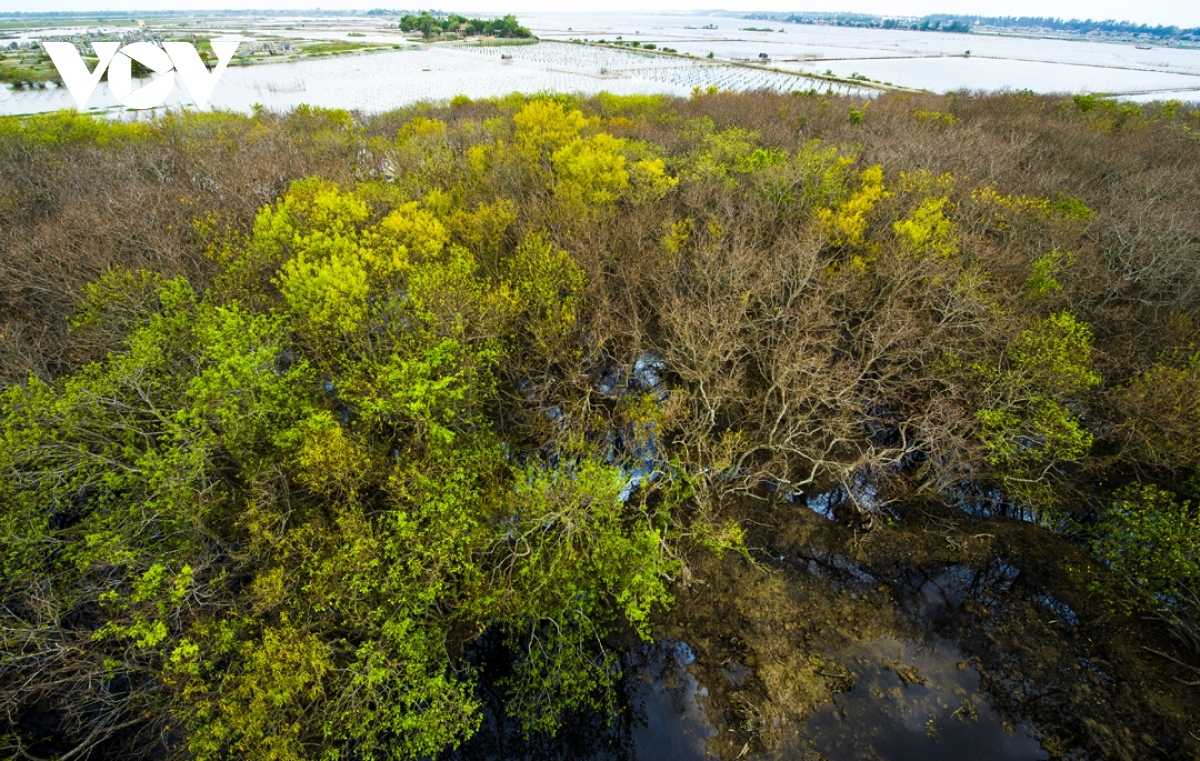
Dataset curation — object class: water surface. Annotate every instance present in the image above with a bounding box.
[5,11,1199,116]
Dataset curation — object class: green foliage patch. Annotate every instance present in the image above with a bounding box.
[4,89,1200,758]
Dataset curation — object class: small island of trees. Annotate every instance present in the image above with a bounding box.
[398,12,533,40]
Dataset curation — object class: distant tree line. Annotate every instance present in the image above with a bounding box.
[745,11,1199,39]
[0,66,59,89]
[925,15,1198,39]
[754,12,880,29]
[0,9,403,18]
[744,12,971,32]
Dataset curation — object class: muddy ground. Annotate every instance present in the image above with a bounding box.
[445,494,1199,760]
[653,495,1199,760]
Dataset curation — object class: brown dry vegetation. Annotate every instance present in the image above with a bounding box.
[0,106,358,380]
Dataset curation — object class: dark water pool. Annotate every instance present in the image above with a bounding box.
[774,636,1046,761]
[439,488,1200,761]
[444,631,1045,761]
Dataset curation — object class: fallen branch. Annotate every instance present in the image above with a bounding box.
[1141,646,1200,685]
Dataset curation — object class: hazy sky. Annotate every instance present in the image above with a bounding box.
[5,2,1199,29]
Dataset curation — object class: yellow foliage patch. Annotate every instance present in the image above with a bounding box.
[893,196,959,259]
[816,164,888,248]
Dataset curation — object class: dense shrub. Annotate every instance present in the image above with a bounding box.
[3,90,1200,758]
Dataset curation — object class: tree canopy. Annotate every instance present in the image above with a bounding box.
[1,90,1199,759]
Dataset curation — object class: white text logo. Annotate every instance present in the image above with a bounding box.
[43,40,241,110]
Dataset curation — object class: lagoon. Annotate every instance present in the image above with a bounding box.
[3,11,1199,116]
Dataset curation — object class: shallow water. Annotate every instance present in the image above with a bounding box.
[614,634,1046,761]
[812,55,1200,96]
[776,636,1046,761]
[447,532,1058,761]
[455,487,1197,761]
[5,11,1200,116]
[0,42,867,117]
[525,12,1200,98]
[620,633,1045,761]
[624,641,717,760]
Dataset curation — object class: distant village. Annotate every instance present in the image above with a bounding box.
[745,12,1200,46]
[37,26,295,58]
[0,21,318,89]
